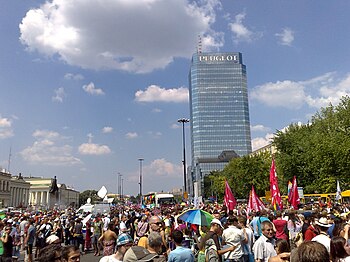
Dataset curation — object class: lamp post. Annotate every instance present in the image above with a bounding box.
[138,158,144,205]
[121,178,124,201]
[177,118,189,196]
[118,173,122,201]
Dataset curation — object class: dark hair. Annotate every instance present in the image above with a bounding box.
[332,217,345,237]
[172,230,183,244]
[275,239,290,254]
[227,216,238,225]
[291,241,329,262]
[37,244,63,262]
[275,210,282,218]
[61,245,79,260]
[330,236,348,261]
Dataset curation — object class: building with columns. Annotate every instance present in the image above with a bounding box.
[0,170,11,208]
[10,174,30,207]
[24,176,79,209]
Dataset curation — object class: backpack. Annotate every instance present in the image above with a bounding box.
[204,238,219,262]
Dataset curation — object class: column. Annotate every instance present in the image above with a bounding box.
[47,191,50,208]
[35,191,38,206]
[40,191,43,206]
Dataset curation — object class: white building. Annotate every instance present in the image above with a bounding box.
[10,174,30,207]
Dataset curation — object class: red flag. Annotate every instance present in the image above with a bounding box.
[288,176,300,209]
[247,185,265,213]
[269,159,283,210]
[224,180,236,210]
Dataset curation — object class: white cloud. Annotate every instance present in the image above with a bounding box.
[147,131,162,138]
[78,143,111,155]
[251,72,350,109]
[135,85,189,103]
[251,124,271,132]
[275,28,294,46]
[102,127,113,133]
[52,87,66,102]
[0,116,14,139]
[125,132,138,139]
[82,82,105,96]
[152,108,162,113]
[21,129,81,165]
[170,123,180,129]
[64,73,84,80]
[251,133,274,151]
[146,158,182,177]
[228,12,261,43]
[19,0,222,73]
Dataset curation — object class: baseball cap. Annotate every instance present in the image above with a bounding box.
[116,233,133,247]
[123,246,158,262]
[211,218,224,229]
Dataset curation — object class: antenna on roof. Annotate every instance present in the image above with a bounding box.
[7,146,12,173]
[197,35,202,54]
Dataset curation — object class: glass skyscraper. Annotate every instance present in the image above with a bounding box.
[189,52,252,197]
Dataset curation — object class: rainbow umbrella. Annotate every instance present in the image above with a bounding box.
[178,209,213,226]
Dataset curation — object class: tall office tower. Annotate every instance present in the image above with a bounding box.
[189,52,252,197]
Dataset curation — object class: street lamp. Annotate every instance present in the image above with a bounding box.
[121,178,124,201]
[178,118,190,196]
[118,173,122,201]
[138,158,144,205]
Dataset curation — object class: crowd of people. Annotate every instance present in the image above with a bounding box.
[0,200,349,262]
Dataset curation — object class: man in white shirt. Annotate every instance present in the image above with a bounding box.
[311,217,331,252]
[222,216,248,262]
[253,221,277,262]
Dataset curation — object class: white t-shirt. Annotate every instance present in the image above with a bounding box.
[99,255,122,262]
[312,233,330,252]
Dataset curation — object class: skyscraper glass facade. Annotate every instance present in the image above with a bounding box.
[189,52,252,196]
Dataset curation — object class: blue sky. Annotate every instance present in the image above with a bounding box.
[1,0,350,196]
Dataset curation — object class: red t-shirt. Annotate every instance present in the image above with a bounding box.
[273,219,288,240]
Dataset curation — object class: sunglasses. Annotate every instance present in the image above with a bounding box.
[153,222,162,226]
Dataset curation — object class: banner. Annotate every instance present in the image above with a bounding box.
[269,159,283,210]
[224,180,237,210]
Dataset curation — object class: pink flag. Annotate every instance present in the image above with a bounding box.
[224,180,237,210]
[288,176,300,209]
[247,185,265,213]
[269,159,283,210]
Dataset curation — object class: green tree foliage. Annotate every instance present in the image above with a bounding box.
[204,171,226,202]
[273,96,350,193]
[79,190,99,206]
[221,152,272,199]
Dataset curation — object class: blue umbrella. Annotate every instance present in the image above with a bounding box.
[178,209,214,226]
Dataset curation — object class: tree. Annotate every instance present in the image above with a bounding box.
[273,96,350,193]
[79,190,99,206]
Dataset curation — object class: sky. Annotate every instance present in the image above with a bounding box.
[1,0,350,196]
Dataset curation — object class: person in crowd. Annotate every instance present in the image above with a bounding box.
[0,226,13,262]
[238,216,254,262]
[290,241,329,262]
[73,218,85,254]
[12,222,21,259]
[168,230,194,262]
[146,232,167,262]
[99,222,118,256]
[312,217,332,252]
[135,215,149,244]
[19,216,28,251]
[62,245,81,262]
[99,233,133,262]
[37,242,63,262]
[222,216,248,262]
[304,215,319,241]
[25,218,36,262]
[287,210,303,249]
[52,217,64,242]
[119,215,128,234]
[272,211,288,241]
[268,239,290,262]
[199,218,236,262]
[138,216,163,248]
[252,220,277,262]
[85,220,92,252]
[92,215,104,256]
[330,236,350,262]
